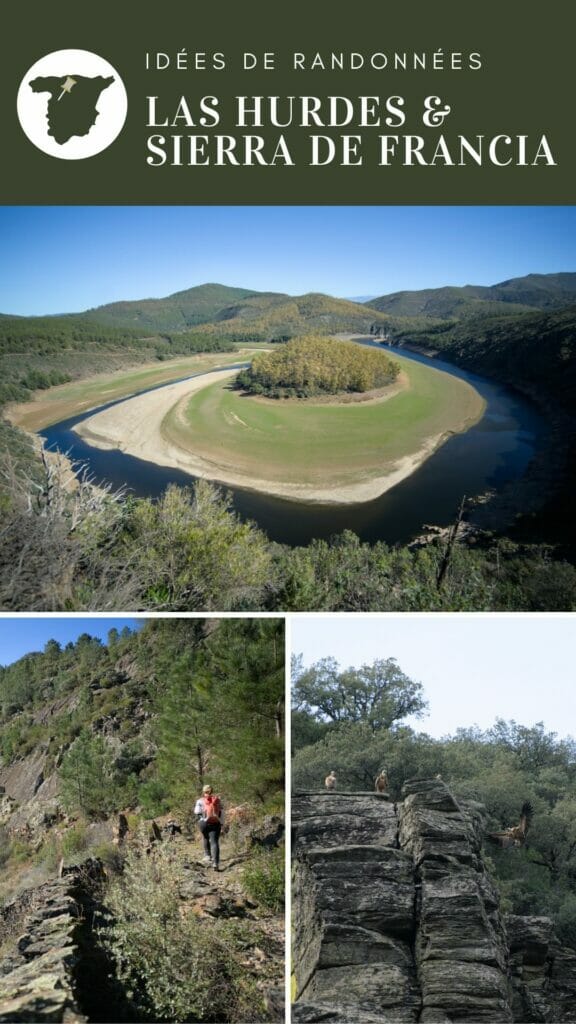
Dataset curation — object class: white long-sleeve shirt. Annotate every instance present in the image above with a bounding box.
[194,795,224,825]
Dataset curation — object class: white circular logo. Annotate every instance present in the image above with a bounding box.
[17,49,127,159]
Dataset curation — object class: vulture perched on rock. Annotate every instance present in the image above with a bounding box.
[325,771,337,790]
[487,801,533,848]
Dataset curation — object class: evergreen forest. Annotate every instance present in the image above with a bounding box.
[0,618,285,1023]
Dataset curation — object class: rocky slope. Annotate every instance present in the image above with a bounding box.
[0,819,284,1023]
[0,619,285,1021]
[292,778,576,1023]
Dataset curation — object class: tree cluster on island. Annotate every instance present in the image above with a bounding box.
[235,335,400,398]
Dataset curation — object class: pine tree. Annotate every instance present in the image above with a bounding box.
[200,619,285,803]
[59,727,116,818]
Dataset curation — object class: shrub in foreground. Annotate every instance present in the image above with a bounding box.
[102,843,266,1022]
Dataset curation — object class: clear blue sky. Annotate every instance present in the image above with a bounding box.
[0,617,144,667]
[291,615,576,741]
[1,206,575,315]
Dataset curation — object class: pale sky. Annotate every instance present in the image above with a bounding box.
[290,615,576,741]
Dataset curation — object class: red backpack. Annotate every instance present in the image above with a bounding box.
[204,794,221,824]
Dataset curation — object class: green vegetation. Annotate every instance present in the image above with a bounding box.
[60,823,89,859]
[379,301,576,433]
[2,459,576,611]
[242,847,284,911]
[1,275,576,612]
[82,284,394,337]
[235,335,399,398]
[0,618,285,1021]
[0,313,240,416]
[292,656,576,950]
[292,655,428,738]
[0,618,284,814]
[390,305,576,553]
[148,617,284,814]
[0,472,274,611]
[167,351,482,491]
[59,728,123,819]
[367,272,576,320]
[84,282,263,331]
[103,843,268,1023]
[0,316,154,411]
[408,305,576,413]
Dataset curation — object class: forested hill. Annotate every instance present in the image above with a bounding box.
[84,282,265,331]
[0,314,236,411]
[0,287,397,347]
[0,618,285,1023]
[0,617,284,817]
[393,305,576,414]
[82,283,396,335]
[367,271,576,320]
[3,274,575,416]
[384,300,576,556]
[0,287,397,411]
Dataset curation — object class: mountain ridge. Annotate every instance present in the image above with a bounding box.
[81,284,393,335]
[2,272,576,333]
[367,272,576,320]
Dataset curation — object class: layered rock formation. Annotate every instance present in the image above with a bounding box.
[293,778,576,1023]
[0,874,88,1023]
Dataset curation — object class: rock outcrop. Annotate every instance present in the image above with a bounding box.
[0,875,87,1022]
[293,778,576,1023]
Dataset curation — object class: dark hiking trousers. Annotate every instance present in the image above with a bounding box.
[199,820,221,866]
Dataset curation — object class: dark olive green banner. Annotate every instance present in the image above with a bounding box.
[2,0,574,204]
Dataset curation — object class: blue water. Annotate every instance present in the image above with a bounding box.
[41,347,547,547]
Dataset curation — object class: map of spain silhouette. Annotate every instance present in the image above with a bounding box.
[30,75,114,143]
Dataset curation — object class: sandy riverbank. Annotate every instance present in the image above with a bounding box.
[72,367,473,505]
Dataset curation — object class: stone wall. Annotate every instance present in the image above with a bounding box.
[0,875,87,1022]
[293,778,576,1023]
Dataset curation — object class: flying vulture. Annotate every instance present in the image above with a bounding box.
[487,801,533,848]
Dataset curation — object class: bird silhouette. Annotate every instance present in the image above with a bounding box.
[486,801,533,848]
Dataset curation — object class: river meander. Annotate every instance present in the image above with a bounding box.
[40,346,548,547]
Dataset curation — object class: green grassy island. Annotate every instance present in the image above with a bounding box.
[151,346,485,503]
[234,335,400,398]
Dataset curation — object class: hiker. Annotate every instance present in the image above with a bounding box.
[194,783,224,870]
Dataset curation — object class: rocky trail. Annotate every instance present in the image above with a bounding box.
[0,821,284,1023]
